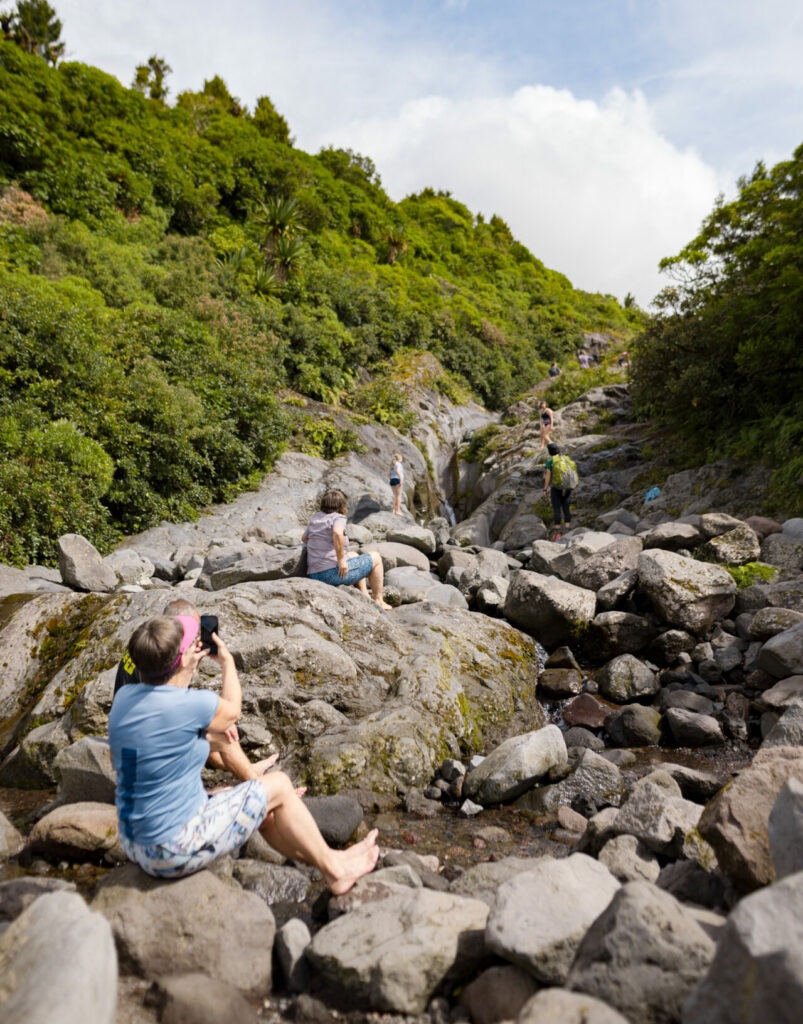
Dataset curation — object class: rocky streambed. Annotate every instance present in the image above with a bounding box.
[1,374,803,1024]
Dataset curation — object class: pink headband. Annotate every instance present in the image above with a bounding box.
[170,615,200,670]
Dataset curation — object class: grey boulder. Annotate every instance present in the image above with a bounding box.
[698,746,803,891]
[91,863,275,998]
[504,570,596,647]
[665,708,726,747]
[684,869,803,1024]
[637,550,736,635]
[486,853,620,984]
[54,736,117,804]
[518,989,630,1024]
[0,809,24,861]
[0,891,117,1024]
[567,881,714,1024]
[758,622,803,678]
[58,533,118,592]
[769,777,803,880]
[463,725,568,804]
[306,888,489,1013]
[699,524,761,566]
[595,654,658,704]
[517,748,624,815]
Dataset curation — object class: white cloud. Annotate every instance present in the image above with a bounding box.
[318,85,722,305]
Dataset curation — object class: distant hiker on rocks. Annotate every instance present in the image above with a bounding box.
[538,400,555,450]
[548,361,561,378]
[109,614,380,886]
[578,350,591,369]
[303,489,391,609]
[544,442,578,539]
[389,452,404,515]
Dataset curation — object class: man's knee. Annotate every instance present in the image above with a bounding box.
[261,769,293,803]
[370,551,381,569]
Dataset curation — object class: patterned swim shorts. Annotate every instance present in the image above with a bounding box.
[308,551,374,587]
[119,778,268,879]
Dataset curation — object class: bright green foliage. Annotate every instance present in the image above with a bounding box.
[633,146,803,515]
[725,562,778,589]
[544,361,623,407]
[462,423,502,464]
[293,416,366,460]
[348,377,416,431]
[0,38,640,563]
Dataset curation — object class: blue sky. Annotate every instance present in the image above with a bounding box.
[54,0,803,304]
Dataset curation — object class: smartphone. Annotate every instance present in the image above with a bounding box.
[199,614,219,655]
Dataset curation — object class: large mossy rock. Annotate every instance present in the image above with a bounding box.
[0,578,544,797]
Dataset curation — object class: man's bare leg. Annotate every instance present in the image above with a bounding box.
[207,738,278,782]
[258,771,379,894]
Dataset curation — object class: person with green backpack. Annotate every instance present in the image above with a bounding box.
[543,442,578,538]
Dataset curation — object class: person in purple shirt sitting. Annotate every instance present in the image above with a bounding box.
[108,613,379,888]
[303,489,391,610]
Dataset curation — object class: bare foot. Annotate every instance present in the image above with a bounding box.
[326,828,380,895]
[253,753,279,776]
[374,599,393,611]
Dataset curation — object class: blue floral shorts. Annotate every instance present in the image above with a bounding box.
[308,552,374,587]
[119,779,268,879]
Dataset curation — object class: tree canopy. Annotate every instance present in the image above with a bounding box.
[632,145,803,510]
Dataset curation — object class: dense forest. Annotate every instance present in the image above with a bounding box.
[0,9,640,565]
[632,146,803,515]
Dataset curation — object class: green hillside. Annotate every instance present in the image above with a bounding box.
[0,35,640,564]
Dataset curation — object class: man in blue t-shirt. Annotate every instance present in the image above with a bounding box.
[113,597,273,785]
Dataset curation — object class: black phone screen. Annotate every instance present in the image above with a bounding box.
[199,614,219,655]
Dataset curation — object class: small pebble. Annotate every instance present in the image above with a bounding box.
[458,799,483,818]
[557,805,588,833]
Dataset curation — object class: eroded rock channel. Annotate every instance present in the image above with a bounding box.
[1,369,803,1024]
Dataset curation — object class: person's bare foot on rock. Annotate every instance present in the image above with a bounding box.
[374,599,393,611]
[325,828,380,895]
[253,753,279,775]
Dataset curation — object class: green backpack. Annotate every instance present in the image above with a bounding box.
[551,454,579,493]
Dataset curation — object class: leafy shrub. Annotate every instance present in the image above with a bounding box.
[462,423,502,464]
[544,364,621,408]
[293,415,366,460]
[348,377,415,431]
